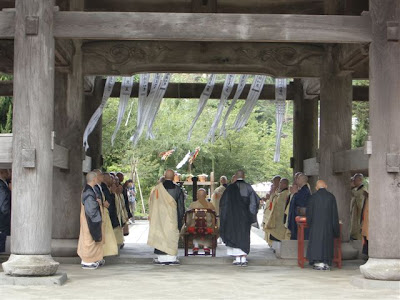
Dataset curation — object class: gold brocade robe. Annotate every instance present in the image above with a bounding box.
[211,185,226,226]
[266,189,290,241]
[103,206,118,256]
[263,191,279,245]
[114,194,126,246]
[350,185,367,240]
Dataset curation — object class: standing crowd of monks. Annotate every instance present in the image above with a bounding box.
[77,170,135,269]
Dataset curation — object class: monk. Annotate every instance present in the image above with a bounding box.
[184,189,216,255]
[266,178,291,242]
[284,184,298,239]
[288,174,311,240]
[350,174,368,240]
[148,169,185,265]
[93,170,118,257]
[220,170,260,266]
[77,172,104,269]
[211,176,228,224]
[306,180,340,271]
[262,175,281,245]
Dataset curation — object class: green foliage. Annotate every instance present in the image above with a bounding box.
[102,76,294,209]
[0,74,13,133]
[352,80,369,148]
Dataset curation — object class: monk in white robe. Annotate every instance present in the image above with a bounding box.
[148,169,185,265]
[77,172,104,269]
[266,178,291,242]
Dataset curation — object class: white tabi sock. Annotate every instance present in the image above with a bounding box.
[241,256,247,263]
[235,256,241,263]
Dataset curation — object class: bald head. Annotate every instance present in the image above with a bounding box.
[197,188,207,201]
[220,176,228,185]
[272,175,281,186]
[279,178,289,191]
[353,173,364,187]
[86,172,97,185]
[164,169,175,180]
[316,180,327,190]
[0,169,10,181]
[297,174,309,187]
[235,170,245,180]
[231,175,237,183]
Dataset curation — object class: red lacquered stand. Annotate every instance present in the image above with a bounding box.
[295,216,342,269]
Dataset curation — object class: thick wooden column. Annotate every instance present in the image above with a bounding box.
[319,46,352,242]
[84,77,103,170]
[51,41,84,256]
[293,79,318,186]
[2,0,59,276]
[360,0,400,281]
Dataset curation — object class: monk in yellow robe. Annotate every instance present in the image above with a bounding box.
[350,174,368,240]
[211,176,228,226]
[266,178,291,241]
[77,172,104,269]
[263,175,281,245]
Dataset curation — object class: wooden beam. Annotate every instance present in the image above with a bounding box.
[333,147,368,174]
[53,144,69,170]
[54,12,372,43]
[82,41,324,77]
[303,157,319,176]
[0,79,370,100]
[0,11,372,43]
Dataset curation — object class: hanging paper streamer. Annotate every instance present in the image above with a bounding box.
[83,76,116,151]
[111,76,134,146]
[273,78,287,162]
[136,74,150,128]
[187,74,217,141]
[124,101,134,127]
[176,151,191,169]
[233,75,266,131]
[220,74,248,137]
[130,73,162,146]
[146,73,172,139]
[205,74,236,143]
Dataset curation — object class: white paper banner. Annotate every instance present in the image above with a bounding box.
[83,76,116,151]
[220,74,248,137]
[130,74,162,146]
[205,74,236,143]
[233,75,266,131]
[176,151,191,169]
[273,78,287,162]
[146,73,172,139]
[111,76,134,146]
[187,74,217,141]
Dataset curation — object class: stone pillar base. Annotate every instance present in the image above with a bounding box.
[2,254,59,276]
[360,258,400,281]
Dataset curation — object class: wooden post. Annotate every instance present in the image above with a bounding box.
[292,79,318,190]
[360,0,400,281]
[2,0,59,276]
[84,77,103,170]
[319,45,352,242]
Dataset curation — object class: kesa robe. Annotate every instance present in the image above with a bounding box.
[262,190,278,244]
[288,185,311,240]
[77,185,103,263]
[147,183,180,256]
[266,189,290,241]
[306,188,340,265]
[113,193,125,246]
[94,184,118,257]
[350,185,367,240]
[220,179,259,254]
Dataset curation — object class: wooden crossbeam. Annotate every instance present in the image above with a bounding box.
[0,79,370,101]
[333,147,369,174]
[0,11,371,43]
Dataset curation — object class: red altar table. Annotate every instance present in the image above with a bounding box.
[296,216,342,269]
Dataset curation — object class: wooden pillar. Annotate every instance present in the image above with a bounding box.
[84,77,103,170]
[2,0,59,276]
[51,42,84,256]
[319,46,352,242]
[360,0,400,281]
[293,79,318,188]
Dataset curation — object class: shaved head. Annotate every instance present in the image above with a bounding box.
[220,176,228,185]
[235,170,245,179]
[272,175,281,186]
[279,178,289,190]
[353,173,364,187]
[316,180,327,190]
[164,169,175,180]
[298,174,309,186]
[86,171,97,184]
[231,175,237,183]
[197,188,207,200]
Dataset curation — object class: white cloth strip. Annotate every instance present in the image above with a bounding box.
[220,74,248,137]
[130,73,162,146]
[176,151,191,169]
[124,101,134,127]
[83,76,116,151]
[136,74,150,128]
[187,74,217,141]
[233,75,266,131]
[273,78,287,162]
[146,73,172,139]
[204,74,236,143]
[111,76,134,146]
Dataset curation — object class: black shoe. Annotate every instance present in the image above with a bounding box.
[98,259,105,267]
[82,262,99,270]
[241,261,248,267]
[233,261,241,266]
[120,243,125,249]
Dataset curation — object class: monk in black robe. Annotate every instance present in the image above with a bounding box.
[306,180,340,271]
[220,170,259,267]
